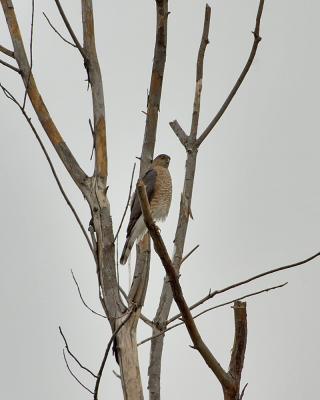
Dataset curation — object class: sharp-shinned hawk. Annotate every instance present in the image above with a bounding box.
[120,154,172,265]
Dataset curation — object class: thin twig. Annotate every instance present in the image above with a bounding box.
[196,0,265,147]
[240,383,249,400]
[22,0,34,109]
[54,0,86,58]
[167,249,320,325]
[138,283,286,346]
[43,12,77,47]
[89,118,95,160]
[0,84,95,258]
[181,244,200,265]
[0,58,20,73]
[112,370,121,380]
[0,44,14,58]
[59,326,97,379]
[113,163,136,243]
[94,311,133,400]
[62,348,94,394]
[71,269,106,318]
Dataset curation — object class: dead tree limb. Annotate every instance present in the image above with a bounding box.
[167,249,320,325]
[54,0,85,58]
[1,0,89,193]
[94,311,133,400]
[59,326,97,379]
[148,6,210,398]
[0,83,94,256]
[22,0,34,109]
[196,0,265,147]
[0,44,14,57]
[0,57,20,73]
[138,180,248,396]
[43,12,77,48]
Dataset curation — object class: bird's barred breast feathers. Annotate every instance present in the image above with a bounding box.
[150,165,172,221]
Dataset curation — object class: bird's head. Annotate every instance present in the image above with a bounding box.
[152,154,171,168]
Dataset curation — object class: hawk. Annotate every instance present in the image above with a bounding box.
[120,154,172,265]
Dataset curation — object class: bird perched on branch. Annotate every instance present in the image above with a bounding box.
[120,154,172,265]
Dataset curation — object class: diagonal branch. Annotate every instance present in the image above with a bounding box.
[138,282,286,346]
[54,0,85,58]
[62,349,94,394]
[59,326,97,379]
[1,0,88,194]
[43,12,76,48]
[137,180,234,391]
[0,44,14,58]
[196,0,265,147]
[167,249,320,325]
[0,57,20,73]
[114,162,136,243]
[0,84,94,257]
[71,269,106,318]
[94,311,133,400]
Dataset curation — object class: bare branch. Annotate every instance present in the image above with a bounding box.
[208,251,320,307]
[137,180,233,391]
[1,0,88,192]
[0,57,20,73]
[54,0,85,58]
[0,44,14,58]
[81,0,107,180]
[138,0,168,174]
[114,163,136,242]
[62,349,94,395]
[228,301,247,390]
[43,12,76,48]
[167,248,320,325]
[240,383,249,400]
[112,369,121,380]
[196,0,265,147]
[89,118,95,160]
[190,4,211,139]
[189,283,287,322]
[149,6,211,396]
[169,120,188,148]
[0,84,94,257]
[139,283,286,346]
[59,326,97,379]
[22,0,34,109]
[181,244,200,265]
[94,311,133,400]
[71,269,106,318]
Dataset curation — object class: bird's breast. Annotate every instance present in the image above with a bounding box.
[150,166,172,221]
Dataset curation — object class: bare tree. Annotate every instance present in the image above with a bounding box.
[1,1,318,399]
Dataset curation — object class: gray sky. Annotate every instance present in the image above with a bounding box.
[1,1,320,399]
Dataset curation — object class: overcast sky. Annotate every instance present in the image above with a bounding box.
[1,1,320,399]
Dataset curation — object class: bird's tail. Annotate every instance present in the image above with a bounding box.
[120,236,134,265]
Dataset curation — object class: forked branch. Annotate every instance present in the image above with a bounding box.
[196,0,265,147]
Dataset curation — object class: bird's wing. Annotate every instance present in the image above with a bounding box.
[126,168,157,237]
